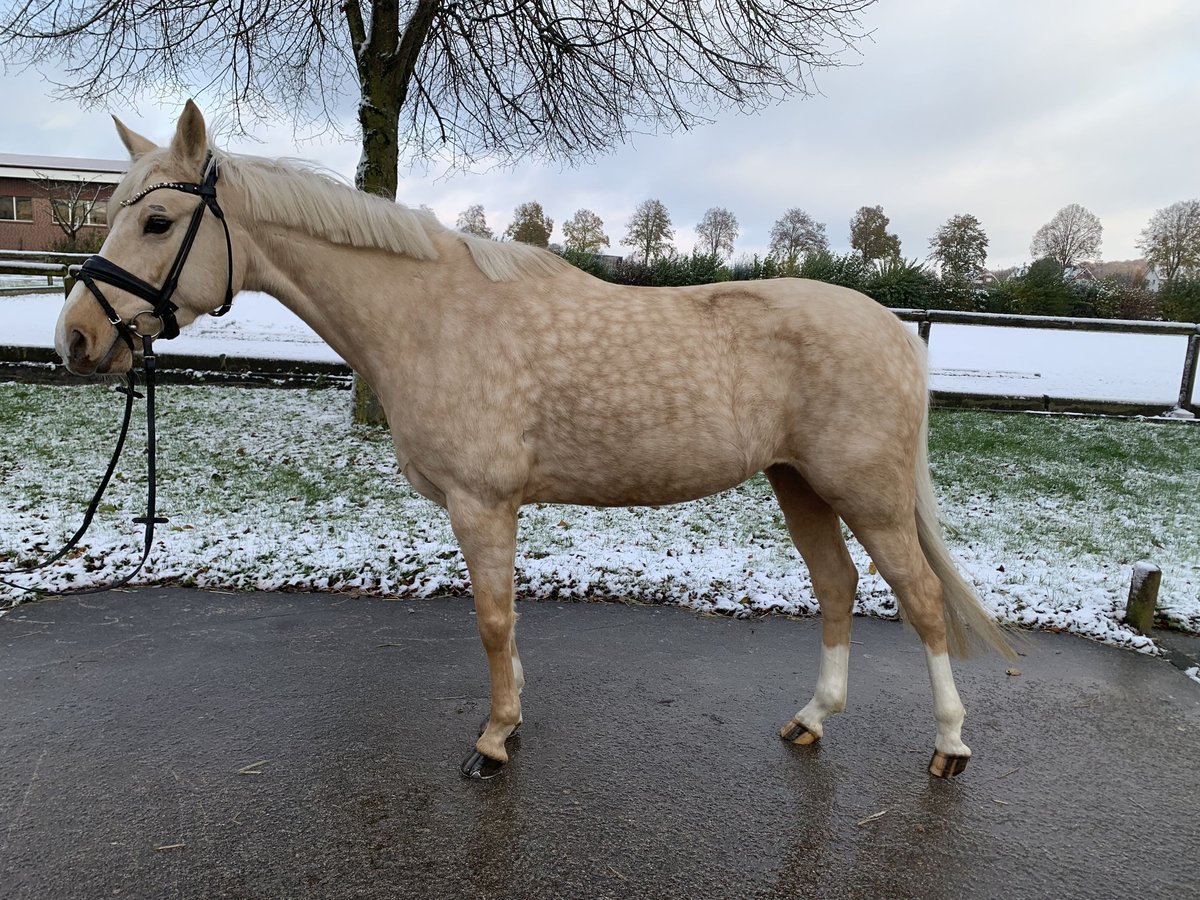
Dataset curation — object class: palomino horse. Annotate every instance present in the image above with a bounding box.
[58,102,1013,780]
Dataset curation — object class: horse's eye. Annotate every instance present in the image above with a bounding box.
[144,216,172,235]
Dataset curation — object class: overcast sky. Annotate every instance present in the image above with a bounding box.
[3,0,1197,267]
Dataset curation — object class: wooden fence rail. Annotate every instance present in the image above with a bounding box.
[2,260,1198,412]
[894,308,1200,413]
[0,250,91,293]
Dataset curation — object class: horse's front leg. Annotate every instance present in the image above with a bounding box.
[448,493,523,779]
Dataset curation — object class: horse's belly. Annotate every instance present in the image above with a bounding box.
[523,433,763,507]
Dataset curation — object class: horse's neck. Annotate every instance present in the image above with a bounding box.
[241,225,434,397]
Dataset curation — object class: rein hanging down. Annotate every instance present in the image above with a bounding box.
[0,155,235,597]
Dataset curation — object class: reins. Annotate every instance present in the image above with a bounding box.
[0,154,233,599]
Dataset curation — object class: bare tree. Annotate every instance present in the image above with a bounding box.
[32,174,106,251]
[849,204,900,261]
[695,207,739,258]
[623,200,675,263]
[769,208,828,263]
[562,209,610,255]
[456,204,494,238]
[1030,204,1103,268]
[1138,199,1200,286]
[1,1,875,201]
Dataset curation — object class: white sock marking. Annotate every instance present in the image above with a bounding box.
[794,642,850,737]
[925,649,970,756]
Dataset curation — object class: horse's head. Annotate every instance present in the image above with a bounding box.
[57,101,239,375]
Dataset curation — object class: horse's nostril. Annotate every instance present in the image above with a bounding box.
[69,329,87,362]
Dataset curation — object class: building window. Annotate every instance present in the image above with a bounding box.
[0,195,33,222]
[51,198,108,229]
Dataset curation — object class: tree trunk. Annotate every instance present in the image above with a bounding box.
[345,0,440,425]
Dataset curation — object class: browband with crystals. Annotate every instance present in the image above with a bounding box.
[122,180,212,207]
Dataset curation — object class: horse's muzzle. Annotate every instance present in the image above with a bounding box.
[64,330,131,376]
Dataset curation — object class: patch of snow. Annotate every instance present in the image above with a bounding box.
[1130,561,1160,594]
[3,291,343,362]
[917,323,1196,405]
[1185,667,1200,686]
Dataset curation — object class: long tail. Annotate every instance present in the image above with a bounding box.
[906,330,1017,660]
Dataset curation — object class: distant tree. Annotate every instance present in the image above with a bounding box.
[1030,204,1102,268]
[849,204,901,261]
[929,213,988,284]
[1138,199,1200,287]
[562,209,610,255]
[455,204,494,239]
[695,207,739,258]
[622,199,675,263]
[33,173,106,251]
[504,201,553,247]
[769,208,828,264]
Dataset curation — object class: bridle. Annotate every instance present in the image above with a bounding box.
[78,150,234,346]
[0,153,235,598]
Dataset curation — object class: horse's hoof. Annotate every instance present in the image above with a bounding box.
[928,750,971,778]
[779,720,819,746]
[460,749,506,780]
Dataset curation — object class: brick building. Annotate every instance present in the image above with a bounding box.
[0,154,127,252]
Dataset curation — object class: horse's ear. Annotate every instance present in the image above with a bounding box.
[168,99,208,169]
[112,116,157,160]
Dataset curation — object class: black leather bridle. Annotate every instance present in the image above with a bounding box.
[1,153,235,597]
[77,150,234,346]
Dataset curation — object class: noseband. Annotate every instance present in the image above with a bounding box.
[77,151,235,346]
[1,154,235,598]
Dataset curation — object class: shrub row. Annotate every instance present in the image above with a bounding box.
[558,249,1196,322]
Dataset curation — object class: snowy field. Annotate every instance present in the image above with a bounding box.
[1,383,1197,657]
[2,289,1196,406]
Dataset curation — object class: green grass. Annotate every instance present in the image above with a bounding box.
[928,410,1199,567]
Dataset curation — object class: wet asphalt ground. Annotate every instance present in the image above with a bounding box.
[1,588,1197,899]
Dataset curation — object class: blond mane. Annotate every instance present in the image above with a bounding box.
[115,148,568,283]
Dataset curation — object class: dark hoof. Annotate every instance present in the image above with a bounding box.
[928,750,971,778]
[461,750,506,780]
[779,720,819,746]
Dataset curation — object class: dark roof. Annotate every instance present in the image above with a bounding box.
[0,153,127,174]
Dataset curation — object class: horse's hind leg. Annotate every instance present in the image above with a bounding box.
[766,464,859,747]
[845,514,971,777]
[447,493,523,779]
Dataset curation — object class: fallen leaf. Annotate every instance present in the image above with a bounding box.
[856,809,889,827]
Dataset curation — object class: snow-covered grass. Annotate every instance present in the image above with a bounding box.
[2,383,1197,654]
